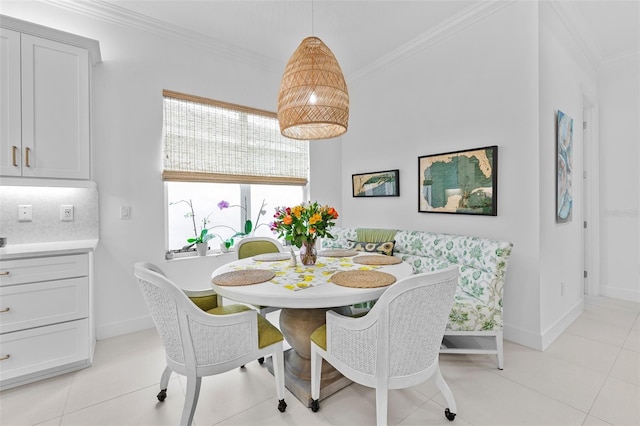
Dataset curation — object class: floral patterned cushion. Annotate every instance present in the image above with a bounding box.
[324,227,513,332]
[394,230,512,331]
[321,227,357,249]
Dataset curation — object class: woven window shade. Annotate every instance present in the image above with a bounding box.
[277,36,349,140]
[163,90,309,185]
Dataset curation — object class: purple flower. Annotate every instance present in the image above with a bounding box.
[217,200,230,210]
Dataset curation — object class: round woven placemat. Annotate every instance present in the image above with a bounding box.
[319,249,359,257]
[212,269,275,286]
[329,270,396,288]
[353,255,402,266]
[253,252,291,261]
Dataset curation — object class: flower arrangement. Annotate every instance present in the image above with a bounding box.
[271,201,339,248]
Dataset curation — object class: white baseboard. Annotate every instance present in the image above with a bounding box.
[600,285,640,303]
[95,314,154,340]
[503,299,585,351]
[503,323,543,351]
[540,299,584,350]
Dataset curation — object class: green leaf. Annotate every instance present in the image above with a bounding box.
[244,220,253,234]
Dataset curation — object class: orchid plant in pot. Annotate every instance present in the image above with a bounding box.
[170,198,270,256]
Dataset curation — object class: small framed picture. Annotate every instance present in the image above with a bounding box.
[352,169,400,197]
[418,146,498,215]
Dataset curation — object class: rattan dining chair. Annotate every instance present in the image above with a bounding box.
[134,262,286,426]
[236,236,285,317]
[309,266,460,426]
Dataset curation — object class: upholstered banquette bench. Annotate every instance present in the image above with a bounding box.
[321,227,513,369]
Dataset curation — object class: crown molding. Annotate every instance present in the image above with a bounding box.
[349,0,515,83]
[547,1,602,71]
[0,13,102,65]
[601,49,640,68]
[44,0,280,69]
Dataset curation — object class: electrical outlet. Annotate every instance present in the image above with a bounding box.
[18,205,32,222]
[61,205,74,221]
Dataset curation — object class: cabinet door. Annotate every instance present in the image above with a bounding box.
[0,28,21,176]
[21,35,90,179]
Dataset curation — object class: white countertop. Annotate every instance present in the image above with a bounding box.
[0,239,99,259]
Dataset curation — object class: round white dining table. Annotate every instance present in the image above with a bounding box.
[210,251,413,406]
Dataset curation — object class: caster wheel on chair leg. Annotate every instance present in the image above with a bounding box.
[157,389,167,402]
[278,399,287,412]
[444,408,456,421]
[310,399,320,412]
[258,357,265,364]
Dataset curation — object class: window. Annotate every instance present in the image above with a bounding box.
[163,90,309,254]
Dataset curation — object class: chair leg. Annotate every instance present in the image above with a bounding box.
[181,376,201,426]
[157,365,172,401]
[435,366,457,421]
[496,330,504,370]
[310,346,322,412]
[375,388,388,426]
[272,345,287,412]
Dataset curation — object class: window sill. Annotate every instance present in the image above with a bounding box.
[165,248,234,260]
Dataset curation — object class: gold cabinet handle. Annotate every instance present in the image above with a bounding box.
[0,354,10,361]
[0,307,9,313]
[0,271,9,276]
[12,146,18,166]
[25,147,31,167]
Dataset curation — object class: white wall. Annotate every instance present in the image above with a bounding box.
[2,1,637,347]
[333,2,543,347]
[537,2,597,347]
[598,55,640,302]
[0,2,286,338]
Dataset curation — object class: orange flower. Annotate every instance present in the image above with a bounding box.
[309,227,317,234]
[283,215,293,225]
[327,207,339,219]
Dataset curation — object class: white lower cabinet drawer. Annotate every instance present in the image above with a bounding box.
[0,319,89,384]
[0,277,89,333]
[0,254,89,286]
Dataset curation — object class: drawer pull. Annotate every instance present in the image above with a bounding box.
[0,271,9,276]
[12,146,18,166]
[25,147,31,167]
[0,307,9,313]
[0,354,10,361]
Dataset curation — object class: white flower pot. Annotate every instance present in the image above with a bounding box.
[196,243,208,256]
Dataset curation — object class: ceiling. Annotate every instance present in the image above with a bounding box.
[43,0,640,76]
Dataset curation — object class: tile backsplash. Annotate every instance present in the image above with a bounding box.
[0,185,99,245]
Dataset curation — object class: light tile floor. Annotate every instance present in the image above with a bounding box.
[1,296,638,426]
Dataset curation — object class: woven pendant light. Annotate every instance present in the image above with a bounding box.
[277,36,349,140]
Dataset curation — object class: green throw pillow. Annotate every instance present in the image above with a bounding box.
[347,239,395,256]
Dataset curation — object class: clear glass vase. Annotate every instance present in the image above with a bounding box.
[299,239,318,265]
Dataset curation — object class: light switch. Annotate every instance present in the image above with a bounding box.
[18,205,33,222]
[120,205,131,220]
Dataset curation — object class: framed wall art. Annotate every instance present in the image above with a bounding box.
[556,110,573,223]
[352,169,400,197]
[418,145,498,215]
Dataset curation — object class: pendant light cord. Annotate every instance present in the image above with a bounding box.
[311,0,314,36]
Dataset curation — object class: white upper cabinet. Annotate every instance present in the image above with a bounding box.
[0,16,100,180]
[0,28,21,176]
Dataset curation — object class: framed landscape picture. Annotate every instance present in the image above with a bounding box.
[352,169,400,197]
[418,146,498,215]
